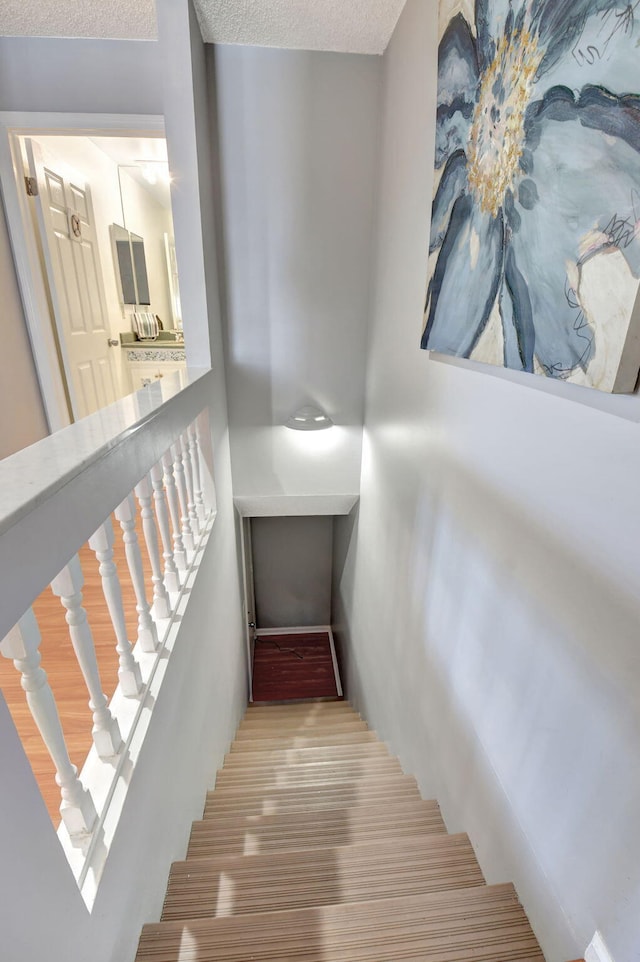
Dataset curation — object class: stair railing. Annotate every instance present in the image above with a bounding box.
[0,368,216,902]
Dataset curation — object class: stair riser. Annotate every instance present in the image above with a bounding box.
[214,761,402,786]
[204,792,421,817]
[171,833,476,875]
[235,723,369,738]
[197,798,438,829]
[222,744,390,768]
[230,732,378,752]
[187,823,448,858]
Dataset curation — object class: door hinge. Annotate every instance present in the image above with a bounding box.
[24,176,38,196]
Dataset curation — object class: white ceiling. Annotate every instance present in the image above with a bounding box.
[1,0,407,54]
[0,0,157,39]
[193,0,407,54]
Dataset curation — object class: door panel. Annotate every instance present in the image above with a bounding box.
[27,139,116,420]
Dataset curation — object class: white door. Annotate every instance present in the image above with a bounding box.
[27,139,118,420]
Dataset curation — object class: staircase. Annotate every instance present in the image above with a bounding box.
[136,701,545,961]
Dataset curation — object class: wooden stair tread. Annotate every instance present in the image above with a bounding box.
[199,794,439,823]
[245,702,354,714]
[230,731,379,751]
[234,722,369,738]
[222,742,390,767]
[162,834,484,920]
[214,760,402,786]
[204,784,420,816]
[137,884,544,962]
[136,700,546,962]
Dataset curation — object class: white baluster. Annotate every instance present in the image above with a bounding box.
[161,451,187,571]
[115,494,158,653]
[149,462,181,593]
[88,519,143,697]
[181,432,200,538]
[188,422,207,525]
[171,439,195,553]
[134,475,172,620]
[51,557,122,758]
[1,610,98,836]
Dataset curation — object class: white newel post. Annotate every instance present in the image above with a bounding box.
[114,494,158,653]
[180,432,200,537]
[149,462,181,593]
[171,440,195,553]
[88,519,143,696]
[51,557,123,758]
[188,422,207,525]
[0,609,98,836]
[161,450,188,571]
[134,475,172,620]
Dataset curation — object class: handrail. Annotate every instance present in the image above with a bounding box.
[0,367,213,640]
[0,368,219,902]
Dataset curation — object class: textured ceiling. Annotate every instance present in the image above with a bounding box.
[0,0,406,54]
[192,0,407,54]
[0,0,157,40]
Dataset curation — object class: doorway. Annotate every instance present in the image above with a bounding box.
[0,115,185,430]
[242,515,343,703]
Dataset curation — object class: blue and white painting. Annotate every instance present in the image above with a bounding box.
[422,0,640,392]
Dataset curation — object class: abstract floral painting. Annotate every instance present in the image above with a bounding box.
[422,0,640,392]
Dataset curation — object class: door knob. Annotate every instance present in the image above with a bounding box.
[107,338,119,347]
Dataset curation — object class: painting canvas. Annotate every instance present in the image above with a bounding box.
[422,0,640,393]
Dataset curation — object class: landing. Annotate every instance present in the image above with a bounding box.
[252,630,341,703]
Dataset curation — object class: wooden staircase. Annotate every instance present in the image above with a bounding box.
[136,701,545,961]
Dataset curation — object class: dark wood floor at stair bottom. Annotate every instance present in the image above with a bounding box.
[252,631,339,702]
[135,701,547,962]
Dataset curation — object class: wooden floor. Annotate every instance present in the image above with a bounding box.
[252,631,339,702]
[136,701,546,962]
[0,511,155,826]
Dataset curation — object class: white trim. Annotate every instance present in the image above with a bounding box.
[255,625,343,697]
[0,111,165,431]
[327,626,343,698]
[585,932,615,962]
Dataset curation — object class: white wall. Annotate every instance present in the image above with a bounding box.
[332,2,640,962]
[0,38,162,115]
[0,197,48,457]
[252,515,333,627]
[214,45,381,501]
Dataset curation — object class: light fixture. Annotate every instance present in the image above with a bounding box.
[136,160,171,185]
[285,405,333,431]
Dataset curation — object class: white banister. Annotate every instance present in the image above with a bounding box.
[0,609,98,836]
[88,520,143,697]
[161,450,188,571]
[0,370,218,896]
[134,475,172,620]
[114,495,158,653]
[181,432,200,537]
[188,421,207,525]
[171,439,195,553]
[51,557,123,758]
[149,462,181,593]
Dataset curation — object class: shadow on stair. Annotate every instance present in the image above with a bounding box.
[135,700,546,962]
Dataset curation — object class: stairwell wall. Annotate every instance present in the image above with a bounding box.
[332,2,640,962]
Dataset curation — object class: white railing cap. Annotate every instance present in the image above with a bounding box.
[0,367,213,639]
